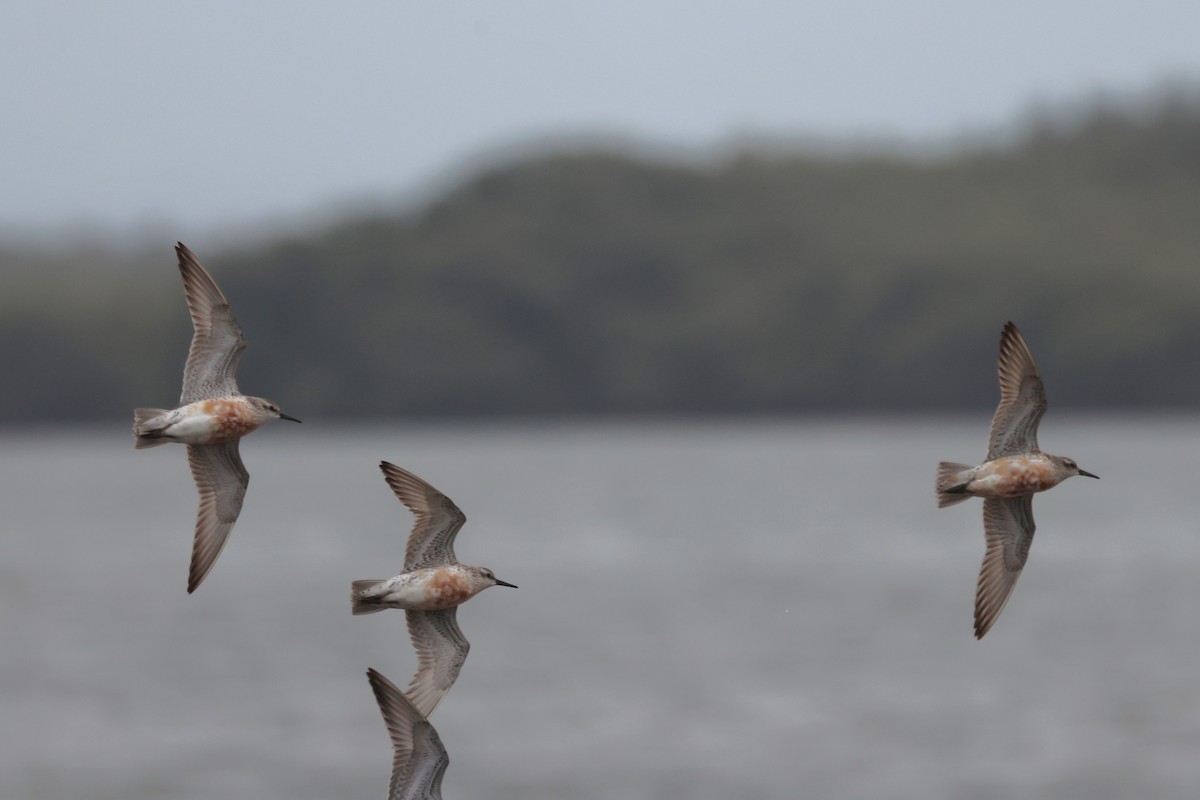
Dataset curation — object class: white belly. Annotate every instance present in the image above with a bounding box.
[367,572,438,609]
[162,409,220,444]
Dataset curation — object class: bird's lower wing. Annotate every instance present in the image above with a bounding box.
[404,608,470,718]
[186,441,249,593]
[975,495,1036,638]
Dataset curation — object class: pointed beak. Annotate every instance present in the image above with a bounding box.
[494,579,518,589]
[1078,468,1099,479]
[279,413,302,423]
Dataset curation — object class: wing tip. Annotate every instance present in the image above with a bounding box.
[380,462,442,507]
[175,242,203,277]
[997,321,1038,371]
[368,668,425,726]
[175,242,230,306]
[186,556,212,593]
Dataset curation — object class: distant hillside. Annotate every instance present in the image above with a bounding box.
[5,91,1200,422]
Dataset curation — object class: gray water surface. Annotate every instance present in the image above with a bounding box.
[5,417,1200,799]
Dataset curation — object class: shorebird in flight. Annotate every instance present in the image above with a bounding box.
[936,321,1098,638]
[352,462,516,716]
[133,243,299,592]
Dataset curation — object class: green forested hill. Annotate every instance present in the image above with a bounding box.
[5,96,1200,421]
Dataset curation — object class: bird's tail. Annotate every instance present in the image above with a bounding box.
[132,408,172,449]
[936,462,973,507]
[351,579,388,615]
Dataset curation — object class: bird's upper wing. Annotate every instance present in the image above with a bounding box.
[367,668,440,800]
[974,495,1036,639]
[987,321,1046,460]
[379,462,467,572]
[399,721,448,800]
[177,243,246,404]
[403,608,470,719]
[185,441,249,593]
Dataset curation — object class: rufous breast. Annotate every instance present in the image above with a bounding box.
[984,455,1060,497]
[200,397,262,442]
[423,567,476,609]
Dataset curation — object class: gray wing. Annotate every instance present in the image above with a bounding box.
[185,441,249,593]
[974,495,1036,639]
[177,243,246,404]
[367,668,447,800]
[987,321,1046,459]
[379,462,467,571]
[399,721,448,800]
[367,668,449,800]
[404,608,470,718]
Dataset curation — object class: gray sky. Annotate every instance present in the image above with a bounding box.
[5,0,1200,240]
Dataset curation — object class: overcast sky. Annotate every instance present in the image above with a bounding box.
[5,1,1200,240]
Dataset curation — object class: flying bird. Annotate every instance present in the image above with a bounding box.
[936,321,1098,638]
[352,462,516,717]
[133,243,300,592]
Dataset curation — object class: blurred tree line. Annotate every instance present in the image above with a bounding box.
[4,89,1200,422]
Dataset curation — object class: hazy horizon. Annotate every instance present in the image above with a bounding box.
[6,1,1200,243]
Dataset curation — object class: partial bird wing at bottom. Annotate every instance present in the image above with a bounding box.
[975,495,1036,639]
[401,720,448,800]
[368,667,450,799]
[186,441,249,593]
